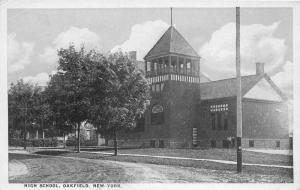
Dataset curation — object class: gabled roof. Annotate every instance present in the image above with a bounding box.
[200,75,264,100]
[144,26,200,59]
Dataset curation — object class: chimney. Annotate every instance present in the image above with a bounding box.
[128,51,137,61]
[256,62,264,75]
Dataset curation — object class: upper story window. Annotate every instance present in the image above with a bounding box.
[164,57,169,73]
[158,58,163,74]
[186,61,191,74]
[192,59,200,75]
[171,56,177,73]
[151,61,154,73]
[154,61,158,73]
[179,57,184,74]
[151,83,164,93]
[146,61,151,73]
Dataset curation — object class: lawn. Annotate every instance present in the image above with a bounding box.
[33,148,293,180]
[114,148,293,166]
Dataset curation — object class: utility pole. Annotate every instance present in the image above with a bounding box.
[236,7,243,173]
[23,105,28,150]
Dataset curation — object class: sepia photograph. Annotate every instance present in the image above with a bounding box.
[1,0,299,189]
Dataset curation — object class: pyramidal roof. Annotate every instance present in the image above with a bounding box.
[144,26,200,59]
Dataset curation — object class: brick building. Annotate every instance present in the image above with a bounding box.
[115,25,290,149]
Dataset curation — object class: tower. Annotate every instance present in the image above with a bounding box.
[143,21,201,148]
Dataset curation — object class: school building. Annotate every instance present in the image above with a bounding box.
[115,25,290,149]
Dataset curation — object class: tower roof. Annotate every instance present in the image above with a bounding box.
[144,26,200,60]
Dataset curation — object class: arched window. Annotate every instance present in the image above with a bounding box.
[151,104,164,125]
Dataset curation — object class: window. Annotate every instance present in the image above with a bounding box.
[158,58,163,74]
[159,140,164,148]
[154,61,158,73]
[217,112,222,130]
[224,112,228,130]
[146,61,151,71]
[160,83,164,91]
[155,84,160,92]
[151,85,155,92]
[164,57,169,73]
[151,61,154,73]
[171,56,177,73]
[211,140,216,148]
[192,59,200,75]
[210,104,229,131]
[223,140,230,148]
[150,140,155,148]
[276,141,280,148]
[151,104,164,125]
[186,60,191,74]
[179,57,184,74]
[211,113,216,130]
[86,130,91,140]
[249,140,254,147]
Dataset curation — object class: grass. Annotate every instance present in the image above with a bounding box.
[114,148,293,166]
[32,148,293,179]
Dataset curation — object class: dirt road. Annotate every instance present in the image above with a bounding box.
[9,153,292,183]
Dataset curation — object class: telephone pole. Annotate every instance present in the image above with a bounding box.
[236,7,243,173]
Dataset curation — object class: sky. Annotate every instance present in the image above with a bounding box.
[7,8,293,96]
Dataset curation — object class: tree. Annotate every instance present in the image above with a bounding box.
[8,80,45,149]
[47,45,105,152]
[89,52,150,155]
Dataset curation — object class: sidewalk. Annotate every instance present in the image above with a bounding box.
[244,148,293,156]
[83,151,293,169]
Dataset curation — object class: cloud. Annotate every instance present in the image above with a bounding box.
[111,20,169,60]
[23,72,51,86]
[39,27,101,66]
[199,22,287,80]
[8,33,35,73]
[271,60,293,97]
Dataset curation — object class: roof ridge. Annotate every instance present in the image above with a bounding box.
[200,74,258,85]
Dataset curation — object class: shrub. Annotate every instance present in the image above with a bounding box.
[9,138,23,147]
[9,138,60,147]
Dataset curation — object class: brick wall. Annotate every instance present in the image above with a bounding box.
[198,97,289,149]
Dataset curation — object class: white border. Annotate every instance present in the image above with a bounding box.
[1,0,299,190]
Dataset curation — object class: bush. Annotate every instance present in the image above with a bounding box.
[9,138,60,147]
[66,137,98,146]
[9,138,23,147]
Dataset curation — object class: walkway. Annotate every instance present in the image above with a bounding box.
[244,148,293,156]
